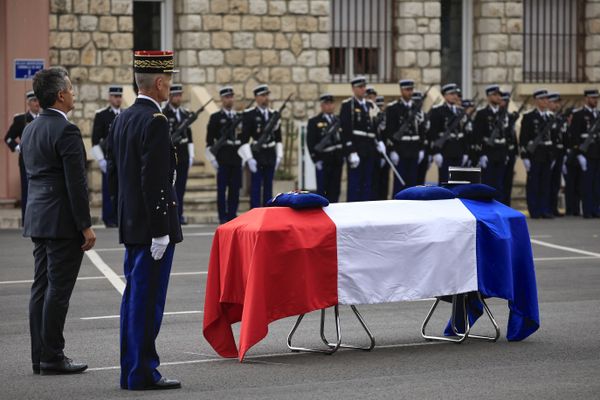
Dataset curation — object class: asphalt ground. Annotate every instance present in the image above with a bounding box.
[1,217,599,400]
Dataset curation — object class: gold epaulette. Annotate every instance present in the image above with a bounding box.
[153,112,167,120]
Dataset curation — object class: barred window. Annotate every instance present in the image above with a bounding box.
[523,0,586,83]
[330,0,394,83]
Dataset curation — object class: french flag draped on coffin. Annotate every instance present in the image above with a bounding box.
[203,189,539,361]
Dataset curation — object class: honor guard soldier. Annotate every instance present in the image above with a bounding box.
[473,84,509,193]
[500,91,519,206]
[547,92,568,217]
[340,76,386,202]
[91,85,122,227]
[568,89,600,218]
[413,90,431,185]
[4,90,40,222]
[461,98,478,167]
[306,94,344,202]
[427,83,469,184]
[238,84,283,208]
[385,79,426,194]
[520,89,554,219]
[106,50,182,390]
[205,86,243,224]
[163,84,194,224]
[373,95,390,199]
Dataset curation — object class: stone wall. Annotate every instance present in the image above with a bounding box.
[394,0,442,85]
[49,0,134,140]
[585,0,600,82]
[174,0,331,119]
[472,0,523,95]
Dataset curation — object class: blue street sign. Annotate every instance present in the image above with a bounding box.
[14,59,45,80]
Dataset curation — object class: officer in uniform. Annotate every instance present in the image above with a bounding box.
[106,50,182,390]
[205,86,243,223]
[547,92,568,217]
[373,95,390,199]
[306,94,343,202]
[238,84,283,208]
[91,85,123,227]
[339,76,386,202]
[568,89,600,218]
[428,83,468,184]
[162,84,194,225]
[460,98,478,168]
[473,85,509,193]
[366,86,378,103]
[385,79,426,194]
[500,91,519,206]
[4,90,40,222]
[520,89,554,219]
[414,91,431,185]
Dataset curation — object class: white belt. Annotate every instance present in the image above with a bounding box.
[400,135,421,141]
[493,138,506,144]
[353,130,376,138]
[542,140,552,146]
[448,133,464,139]
[321,144,343,152]
[225,140,241,145]
[581,133,589,138]
[260,141,276,148]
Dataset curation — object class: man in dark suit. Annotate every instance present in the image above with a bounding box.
[163,84,194,224]
[238,84,283,208]
[4,91,40,222]
[206,86,243,223]
[20,67,96,375]
[91,85,123,227]
[106,50,182,390]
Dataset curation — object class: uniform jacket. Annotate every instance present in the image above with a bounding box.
[306,113,343,163]
[519,109,554,162]
[240,106,282,167]
[568,107,600,159]
[427,103,467,158]
[92,106,119,152]
[385,99,426,159]
[339,97,378,158]
[473,105,509,162]
[20,109,91,239]
[163,104,194,161]
[206,109,242,167]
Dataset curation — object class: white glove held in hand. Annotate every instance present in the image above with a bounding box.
[577,154,587,172]
[315,160,323,171]
[390,151,400,166]
[247,158,258,173]
[479,155,488,169]
[98,159,107,174]
[522,158,531,172]
[210,159,219,170]
[348,152,360,169]
[151,235,169,261]
[376,141,386,155]
[433,153,443,168]
[418,150,425,164]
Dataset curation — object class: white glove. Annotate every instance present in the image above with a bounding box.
[462,154,469,166]
[210,159,219,170]
[418,150,425,164]
[189,157,194,167]
[275,157,282,170]
[390,151,400,166]
[380,158,386,168]
[15,144,21,154]
[248,158,258,173]
[187,143,195,167]
[348,152,360,169]
[315,160,323,171]
[577,154,587,171]
[522,158,531,172]
[275,142,283,170]
[150,235,169,260]
[479,155,488,169]
[376,141,386,155]
[98,159,107,173]
[433,153,443,168]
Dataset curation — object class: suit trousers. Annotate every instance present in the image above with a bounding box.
[392,157,419,196]
[29,237,84,365]
[581,158,600,216]
[502,156,516,206]
[120,244,175,390]
[482,160,506,195]
[101,171,116,226]
[565,162,582,215]
[315,158,343,203]
[526,160,552,218]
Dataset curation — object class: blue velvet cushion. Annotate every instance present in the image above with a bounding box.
[394,185,456,200]
[446,183,501,201]
[266,192,329,209]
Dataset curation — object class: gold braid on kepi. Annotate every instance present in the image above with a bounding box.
[133,50,178,73]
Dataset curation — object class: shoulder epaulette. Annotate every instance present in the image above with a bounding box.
[523,109,535,115]
[95,106,108,114]
[388,100,398,106]
[572,107,582,113]
[476,105,486,111]
[342,97,352,104]
[432,103,444,109]
[153,112,167,120]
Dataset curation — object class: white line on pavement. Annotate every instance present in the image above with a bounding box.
[93,247,124,252]
[0,271,207,285]
[530,239,600,258]
[184,232,215,237]
[86,341,444,371]
[85,250,125,295]
[81,310,203,320]
[533,256,599,262]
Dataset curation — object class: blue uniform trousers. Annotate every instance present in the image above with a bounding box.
[175,160,190,223]
[438,157,462,184]
[565,162,582,215]
[482,160,506,195]
[101,171,116,226]
[526,160,552,218]
[581,158,600,217]
[315,159,343,203]
[217,165,241,223]
[416,156,429,185]
[501,156,516,206]
[549,158,564,214]
[250,164,275,208]
[120,244,175,390]
[347,156,375,202]
[392,157,419,196]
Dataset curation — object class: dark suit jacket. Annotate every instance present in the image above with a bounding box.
[107,98,183,245]
[20,109,91,239]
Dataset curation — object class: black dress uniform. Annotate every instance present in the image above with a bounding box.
[385,98,426,194]
[206,102,243,223]
[548,94,568,216]
[4,110,36,221]
[306,110,343,202]
[91,101,120,226]
[163,102,193,224]
[502,106,520,206]
[239,86,283,208]
[106,50,182,391]
[428,102,468,184]
[520,100,554,218]
[568,101,600,218]
[473,104,509,194]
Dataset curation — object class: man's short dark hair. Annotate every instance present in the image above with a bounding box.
[32,67,69,109]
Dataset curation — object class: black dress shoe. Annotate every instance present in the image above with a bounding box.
[583,214,594,219]
[541,214,554,219]
[553,211,564,217]
[33,364,40,375]
[40,358,87,375]
[141,377,181,390]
